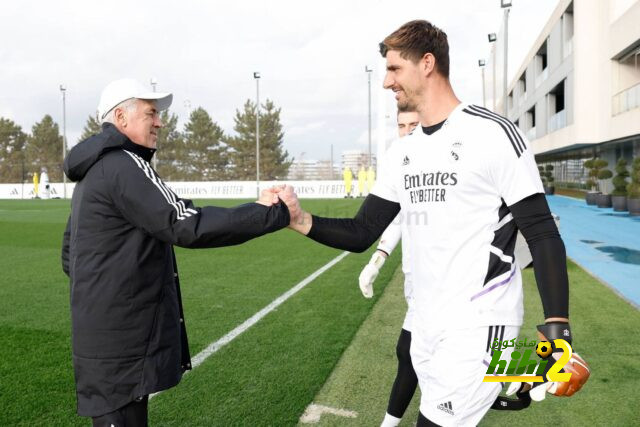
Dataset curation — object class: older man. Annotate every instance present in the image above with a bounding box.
[61,78,289,425]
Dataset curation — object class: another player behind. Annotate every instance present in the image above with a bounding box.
[279,19,590,427]
[359,107,419,427]
[343,166,353,198]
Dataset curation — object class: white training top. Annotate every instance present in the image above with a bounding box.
[372,103,543,329]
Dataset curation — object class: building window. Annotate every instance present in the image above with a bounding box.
[535,39,549,87]
[518,72,527,104]
[526,105,536,140]
[612,45,640,115]
[548,80,566,132]
[562,3,574,59]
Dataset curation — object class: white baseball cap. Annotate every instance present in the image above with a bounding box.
[97,78,173,120]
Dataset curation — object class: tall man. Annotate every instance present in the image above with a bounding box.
[61,78,289,425]
[359,109,419,427]
[279,20,589,426]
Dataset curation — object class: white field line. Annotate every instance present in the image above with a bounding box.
[150,251,350,399]
[299,403,358,423]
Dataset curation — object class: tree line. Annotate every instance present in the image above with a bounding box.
[0,99,292,183]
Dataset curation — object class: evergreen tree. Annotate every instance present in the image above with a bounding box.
[227,99,291,180]
[78,114,102,142]
[183,107,228,180]
[155,110,185,181]
[26,115,64,182]
[0,118,28,183]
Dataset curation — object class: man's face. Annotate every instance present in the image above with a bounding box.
[383,50,424,111]
[118,99,163,148]
[397,111,419,137]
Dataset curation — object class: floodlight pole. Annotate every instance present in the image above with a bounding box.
[365,66,372,167]
[150,78,158,169]
[502,4,511,117]
[488,34,497,112]
[254,72,261,199]
[60,85,67,199]
[330,144,334,180]
[479,60,486,108]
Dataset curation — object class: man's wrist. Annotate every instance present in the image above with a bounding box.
[370,251,386,269]
[376,249,389,258]
[545,317,569,323]
[288,211,312,235]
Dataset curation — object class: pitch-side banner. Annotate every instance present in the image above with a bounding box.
[0,181,356,199]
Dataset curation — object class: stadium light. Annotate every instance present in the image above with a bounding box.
[501,1,512,117]
[478,60,487,108]
[254,72,261,198]
[59,84,67,199]
[150,78,158,169]
[488,33,497,111]
[365,66,373,168]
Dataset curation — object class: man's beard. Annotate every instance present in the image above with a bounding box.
[396,88,419,111]
[397,97,418,111]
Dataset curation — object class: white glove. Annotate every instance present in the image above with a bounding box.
[358,251,386,298]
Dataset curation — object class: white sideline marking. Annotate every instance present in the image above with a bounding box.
[150,251,350,399]
[299,403,358,424]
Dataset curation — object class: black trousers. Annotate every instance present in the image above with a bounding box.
[92,396,149,427]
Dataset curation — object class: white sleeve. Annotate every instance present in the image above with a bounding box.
[371,147,399,203]
[489,127,544,206]
[377,216,402,255]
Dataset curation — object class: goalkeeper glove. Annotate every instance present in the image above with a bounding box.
[507,322,590,402]
[358,251,386,298]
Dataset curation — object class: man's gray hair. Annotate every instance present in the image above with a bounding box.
[101,98,139,125]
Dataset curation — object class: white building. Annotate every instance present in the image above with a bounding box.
[487,0,640,190]
[341,150,377,175]
[287,159,340,180]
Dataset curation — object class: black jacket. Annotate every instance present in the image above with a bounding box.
[62,123,289,417]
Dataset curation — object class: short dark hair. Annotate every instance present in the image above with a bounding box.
[379,20,450,78]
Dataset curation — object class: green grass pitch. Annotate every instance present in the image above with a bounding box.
[1,198,638,425]
[304,250,640,426]
[0,198,398,426]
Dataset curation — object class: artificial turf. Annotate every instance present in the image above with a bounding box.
[304,258,640,426]
[0,198,399,425]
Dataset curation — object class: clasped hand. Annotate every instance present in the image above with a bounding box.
[256,185,303,225]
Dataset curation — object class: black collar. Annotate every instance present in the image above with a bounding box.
[102,123,157,162]
[421,119,446,136]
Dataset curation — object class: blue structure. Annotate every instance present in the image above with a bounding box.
[547,195,640,308]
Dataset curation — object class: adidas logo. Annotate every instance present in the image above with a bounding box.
[402,156,410,166]
[437,401,454,415]
[563,329,570,337]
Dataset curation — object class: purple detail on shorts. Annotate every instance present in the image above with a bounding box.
[470,268,517,301]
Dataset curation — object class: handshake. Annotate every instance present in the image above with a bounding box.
[256,185,309,232]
